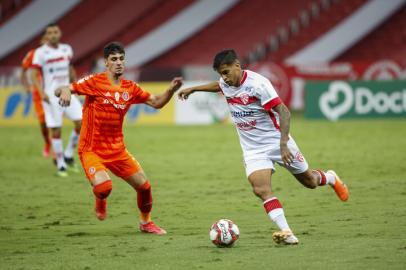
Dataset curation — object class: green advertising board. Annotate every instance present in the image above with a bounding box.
[305,80,406,120]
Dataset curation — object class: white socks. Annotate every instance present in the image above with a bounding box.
[52,138,66,169]
[263,197,291,231]
[64,129,79,159]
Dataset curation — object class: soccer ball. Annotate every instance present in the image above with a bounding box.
[209,219,240,247]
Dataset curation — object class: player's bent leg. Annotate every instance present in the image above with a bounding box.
[294,169,349,201]
[247,169,298,245]
[91,171,112,221]
[293,170,319,189]
[125,172,166,235]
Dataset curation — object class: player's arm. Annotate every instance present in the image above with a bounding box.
[31,68,49,103]
[19,68,31,93]
[55,85,73,107]
[178,81,220,100]
[273,103,294,166]
[144,77,183,109]
[69,64,76,82]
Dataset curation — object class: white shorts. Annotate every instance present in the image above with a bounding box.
[42,95,82,128]
[243,139,309,177]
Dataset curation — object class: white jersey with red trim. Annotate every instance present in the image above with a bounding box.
[32,43,73,97]
[219,70,284,156]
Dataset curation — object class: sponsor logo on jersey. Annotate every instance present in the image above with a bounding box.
[231,111,254,118]
[46,56,66,64]
[113,103,127,110]
[236,120,257,131]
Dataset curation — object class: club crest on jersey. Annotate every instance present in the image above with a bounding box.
[89,167,96,174]
[115,92,120,102]
[239,93,250,105]
[295,152,304,162]
[122,91,129,101]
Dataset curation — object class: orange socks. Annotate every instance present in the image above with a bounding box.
[136,181,152,222]
[93,180,112,199]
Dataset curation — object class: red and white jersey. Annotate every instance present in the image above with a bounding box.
[32,43,73,97]
[219,70,283,156]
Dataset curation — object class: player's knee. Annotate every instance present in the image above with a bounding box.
[252,185,272,199]
[93,180,112,199]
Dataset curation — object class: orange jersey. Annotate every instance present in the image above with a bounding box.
[21,49,42,86]
[22,49,35,70]
[71,72,151,156]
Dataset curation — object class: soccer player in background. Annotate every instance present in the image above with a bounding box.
[55,42,183,235]
[20,35,51,157]
[178,49,349,245]
[31,24,82,177]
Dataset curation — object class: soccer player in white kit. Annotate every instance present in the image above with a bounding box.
[178,50,349,245]
[31,24,82,177]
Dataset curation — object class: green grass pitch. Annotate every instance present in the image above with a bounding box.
[1,116,405,270]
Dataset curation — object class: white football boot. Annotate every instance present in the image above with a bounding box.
[272,229,299,245]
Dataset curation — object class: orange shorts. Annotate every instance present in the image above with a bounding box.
[79,150,142,180]
[32,89,45,123]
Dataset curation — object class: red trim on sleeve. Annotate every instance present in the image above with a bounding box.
[268,111,280,130]
[263,97,282,111]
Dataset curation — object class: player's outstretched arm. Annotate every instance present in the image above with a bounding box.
[55,85,73,107]
[145,77,183,109]
[273,103,294,166]
[178,81,220,100]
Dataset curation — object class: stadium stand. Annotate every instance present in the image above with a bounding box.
[286,0,406,64]
[145,0,314,68]
[0,0,405,75]
[125,0,239,68]
[0,0,80,61]
[0,0,31,26]
[335,2,406,61]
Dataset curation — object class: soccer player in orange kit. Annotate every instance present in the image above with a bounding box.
[20,36,51,157]
[55,42,183,234]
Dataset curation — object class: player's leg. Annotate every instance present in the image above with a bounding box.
[43,99,68,176]
[33,90,51,157]
[279,138,349,201]
[108,150,166,235]
[64,96,82,171]
[79,152,111,220]
[245,159,298,245]
[124,171,166,235]
[50,126,68,176]
[293,169,349,201]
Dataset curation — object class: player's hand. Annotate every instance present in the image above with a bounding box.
[42,93,50,104]
[178,88,194,100]
[280,143,294,166]
[169,77,183,92]
[58,88,71,107]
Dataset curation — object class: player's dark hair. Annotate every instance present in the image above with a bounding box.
[213,49,239,71]
[44,23,59,33]
[104,42,125,58]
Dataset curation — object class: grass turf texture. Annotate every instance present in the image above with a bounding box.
[1,117,405,270]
